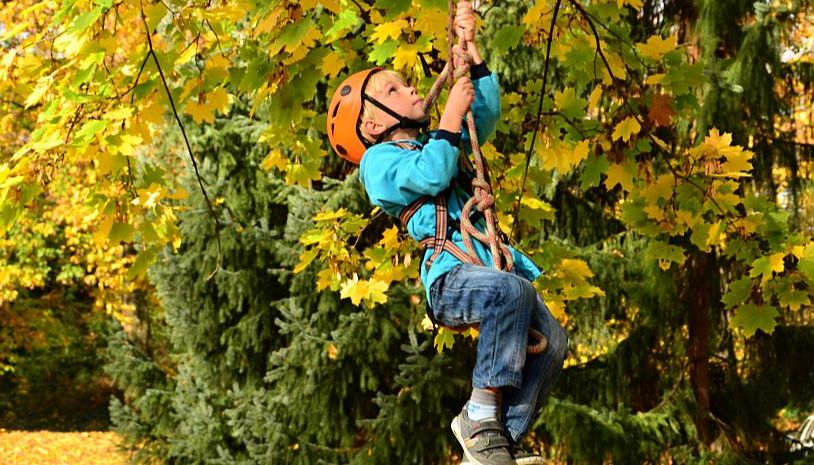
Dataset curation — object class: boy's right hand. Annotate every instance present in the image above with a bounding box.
[447,77,474,118]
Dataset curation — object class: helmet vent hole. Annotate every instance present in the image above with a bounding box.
[336,144,347,156]
[331,123,335,134]
[340,85,352,96]
[332,102,340,118]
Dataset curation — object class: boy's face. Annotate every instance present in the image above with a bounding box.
[368,77,427,125]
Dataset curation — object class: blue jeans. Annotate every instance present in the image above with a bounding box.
[429,263,568,442]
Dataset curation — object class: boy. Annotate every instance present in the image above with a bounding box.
[326,3,568,464]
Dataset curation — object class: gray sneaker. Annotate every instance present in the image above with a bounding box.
[451,408,514,465]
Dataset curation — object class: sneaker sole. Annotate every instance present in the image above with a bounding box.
[451,416,490,465]
[515,457,546,465]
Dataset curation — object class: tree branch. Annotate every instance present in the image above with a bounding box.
[510,0,562,242]
[140,4,222,279]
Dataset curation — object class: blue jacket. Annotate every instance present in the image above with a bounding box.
[359,68,541,307]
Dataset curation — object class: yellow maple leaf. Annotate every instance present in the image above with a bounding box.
[573,140,590,165]
[319,0,342,13]
[560,258,594,280]
[720,149,754,177]
[261,148,287,172]
[768,252,785,273]
[646,73,666,85]
[415,8,447,38]
[637,35,678,60]
[321,51,345,79]
[370,19,408,45]
[643,204,665,221]
[618,0,643,9]
[523,0,552,26]
[340,274,389,307]
[604,161,636,192]
[588,85,603,110]
[392,41,431,72]
[378,226,400,249]
[640,173,675,204]
[612,116,641,142]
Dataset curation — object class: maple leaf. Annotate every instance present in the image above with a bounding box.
[588,86,603,110]
[648,94,675,127]
[722,277,753,309]
[340,274,389,307]
[604,161,636,192]
[554,87,587,119]
[612,116,641,142]
[559,258,594,280]
[618,0,643,9]
[392,39,432,72]
[434,327,455,352]
[414,8,447,38]
[261,148,287,172]
[730,304,779,337]
[637,34,677,60]
[321,51,345,79]
[720,149,754,178]
[378,226,400,249]
[370,19,408,45]
[749,252,785,285]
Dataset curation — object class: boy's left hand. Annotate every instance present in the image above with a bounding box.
[455,0,476,43]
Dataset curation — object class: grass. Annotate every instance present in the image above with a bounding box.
[0,429,133,465]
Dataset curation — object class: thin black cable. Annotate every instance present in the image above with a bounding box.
[509,0,562,242]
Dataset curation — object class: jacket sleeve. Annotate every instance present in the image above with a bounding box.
[461,66,501,148]
[359,133,461,211]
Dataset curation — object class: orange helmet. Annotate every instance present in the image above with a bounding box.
[327,68,381,164]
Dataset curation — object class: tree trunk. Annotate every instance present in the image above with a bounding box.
[687,250,713,444]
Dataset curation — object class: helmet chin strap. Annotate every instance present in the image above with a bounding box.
[362,93,430,145]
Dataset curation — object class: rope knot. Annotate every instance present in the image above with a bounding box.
[452,44,473,78]
[476,193,494,211]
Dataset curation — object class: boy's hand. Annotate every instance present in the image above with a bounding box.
[455,1,483,64]
[449,77,474,118]
[439,77,474,134]
[455,0,476,42]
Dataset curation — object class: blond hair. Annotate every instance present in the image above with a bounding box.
[359,70,409,142]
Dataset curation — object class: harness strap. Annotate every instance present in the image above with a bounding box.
[399,195,431,226]
[418,237,478,265]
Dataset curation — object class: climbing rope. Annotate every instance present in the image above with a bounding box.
[420,5,514,272]
[417,0,547,355]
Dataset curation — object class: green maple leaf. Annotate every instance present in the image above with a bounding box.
[721,277,752,309]
[646,241,686,270]
[778,290,809,311]
[67,6,104,35]
[799,255,814,283]
[580,154,609,190]
[492,26,526,55]
[369,40,398,65]
[554,87,587,120]
[690,221,712,251]
[128,246,159,280]
[730,304,779,337]
[73,119,108,146]
[109,221,135,244]
[374,0,411,17]
[325,9,360,39]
